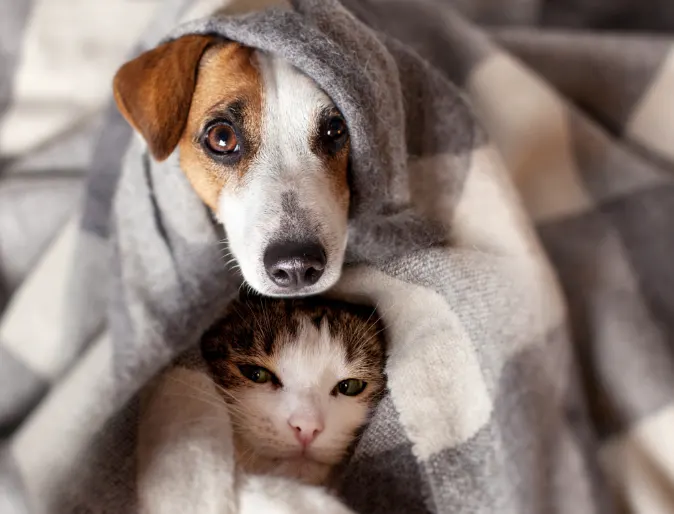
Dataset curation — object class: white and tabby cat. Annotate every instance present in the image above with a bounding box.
[200,293,387,486]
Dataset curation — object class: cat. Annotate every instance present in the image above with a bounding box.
[200,293,387,486]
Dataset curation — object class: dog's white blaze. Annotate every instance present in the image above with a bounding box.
[232,319,369,485]
[217,52,348,296]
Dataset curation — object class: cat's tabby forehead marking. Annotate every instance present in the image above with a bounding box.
[201,295,386,377]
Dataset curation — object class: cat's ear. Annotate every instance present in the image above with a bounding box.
[112,34,221,161]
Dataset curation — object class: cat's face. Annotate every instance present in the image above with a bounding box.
[201,295,386,484]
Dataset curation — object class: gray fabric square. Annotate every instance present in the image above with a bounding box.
[419,331,614,514]
[51,398,140,513]
[568,109,671,205]
[540,197,674,437]
[0,348,48,438]
[603,185,674,343]
[0,0,34,118]
[342,396,430,514]
[0,446,29,514]
[494,30,672,132]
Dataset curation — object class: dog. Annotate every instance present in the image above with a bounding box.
[113,35,350,297]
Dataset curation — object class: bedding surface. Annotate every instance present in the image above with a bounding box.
[1,0,673,513]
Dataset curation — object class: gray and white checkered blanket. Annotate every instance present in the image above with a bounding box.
[2,0,674,512]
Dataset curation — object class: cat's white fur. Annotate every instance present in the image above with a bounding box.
[227,317,373,485]
[137,367,356,514]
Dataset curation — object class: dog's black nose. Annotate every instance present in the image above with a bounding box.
[263,241,326,290]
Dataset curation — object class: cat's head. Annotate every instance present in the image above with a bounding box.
[201,294,387,483]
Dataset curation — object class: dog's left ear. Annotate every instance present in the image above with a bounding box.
[113,35,221,161]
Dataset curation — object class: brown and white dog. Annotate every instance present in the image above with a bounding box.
[113,35,350,297]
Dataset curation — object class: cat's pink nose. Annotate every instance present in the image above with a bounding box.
[288,417,324,447]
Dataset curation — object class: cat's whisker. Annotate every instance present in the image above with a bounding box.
[162,375,248,409]
[146,415,238,436]
[211,383,249,405]
[355,325,388,350]
[140,397,233,428]
[159,391,228,411]
[236,281,249,297]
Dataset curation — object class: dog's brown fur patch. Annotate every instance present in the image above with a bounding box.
[323,142,350,215]
[178,43,264,210]
[114,38,350,218]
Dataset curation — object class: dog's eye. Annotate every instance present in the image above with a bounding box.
[204,122,239,155]
[320,114,349,153]
[325,116,347,140]
[323,116,349,144]
[334,378,367,397]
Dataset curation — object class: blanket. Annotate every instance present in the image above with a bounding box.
[2,0,674,512]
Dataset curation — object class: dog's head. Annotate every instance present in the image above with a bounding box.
[113,36,350,297]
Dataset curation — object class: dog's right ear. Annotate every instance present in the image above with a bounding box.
[113,35,221,161]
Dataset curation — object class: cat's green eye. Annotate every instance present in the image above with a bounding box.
[238,365,274,384]
[336,378,367,397]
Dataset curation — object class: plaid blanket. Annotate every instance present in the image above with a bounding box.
[2,0,674,512]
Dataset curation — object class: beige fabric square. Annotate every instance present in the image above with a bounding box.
[0,0,161,156]
[601,404,674,514]
[626,46,674,164]
[467,52,595,223]
[0,218,79,379]
[11,331,113,509]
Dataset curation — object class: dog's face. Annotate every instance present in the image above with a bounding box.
[113,36,350,297]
